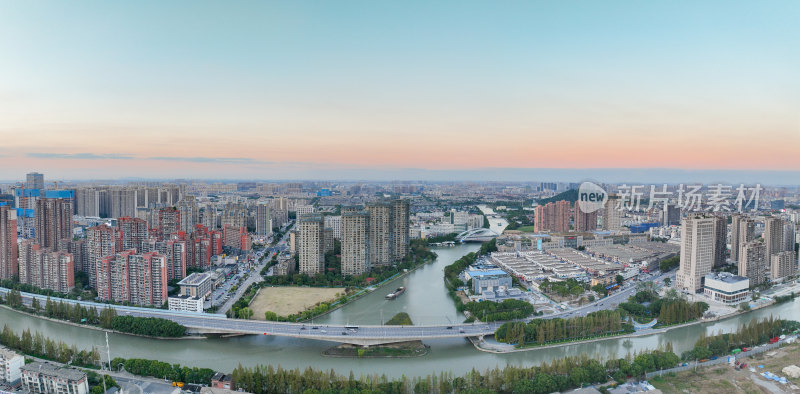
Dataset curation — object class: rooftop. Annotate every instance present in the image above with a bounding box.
[706,272,749,283]
[467,269,509,278]
[21,362,87,381]
[178,272,211,286]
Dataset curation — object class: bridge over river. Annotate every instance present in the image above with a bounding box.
[0,287,500,346]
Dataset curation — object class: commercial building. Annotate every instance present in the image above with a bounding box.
[739,241,766,287]
[18,241,75,293]
[255,203,272,236]
[178,272,214,299]
[770,250,797,281]
[298,213,325,274]
[676,215,718,293]
[21,362,88,394]
[167,294,204,313]
[0,206,17,280]
[467,269,512,295]
[0,346,23,386]
[703,272,749,305]
[26,172,44,190]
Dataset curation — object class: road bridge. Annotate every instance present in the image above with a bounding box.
[0,288,499,346]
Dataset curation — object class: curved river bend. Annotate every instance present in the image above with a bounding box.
[2,244,798,378]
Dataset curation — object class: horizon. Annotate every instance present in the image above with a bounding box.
[2,1,799,179]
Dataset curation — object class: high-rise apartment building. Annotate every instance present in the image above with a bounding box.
[764,216,788,260]
[295,205,314,220]
[739,241,766,287]
[119,217,148,252]
[34,198,73,250]
[177,197,199,232]
[573,201,597,232]
[158,207,181,237]
[770,250,797,281]
[676,215,717,292]
[663,204,681,226]
[341,209,369,276]
[712,215,727,268]
[86,225,117,288]
[730,215,754,263]
[391,199,410,261]
[603,194,621,231]
[324,215,341,239]
[366,201,392,267]
[96,250,167,306]
[256,203,272,236]
[298,214,325,274]
[0,206,18,280]
[534,201,570,233]
[25,172,44,190]
[18,241,74,294]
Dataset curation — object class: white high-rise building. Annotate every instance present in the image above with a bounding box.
[324,215,342,239]
[676,215,717,293]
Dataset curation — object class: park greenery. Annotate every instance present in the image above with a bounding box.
[87,373,119,394]
[0,290,186,337]
[231,347,682,394]
[495,310,631,346]
[539,278,589,298]
[681,317,800,361]
[615,285,709,326]
[385,312,413,325]
[659,255,680,272]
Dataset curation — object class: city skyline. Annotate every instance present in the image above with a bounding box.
[1,1,799,180]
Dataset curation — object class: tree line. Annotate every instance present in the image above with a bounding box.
[0,290,185,337]
[462,299,534,322]
[1,324,102,367]
[230,347,681,394]
[495,310,631,346]
[110,357,216,385]
[683,317,800,360]
[616,287,708,326]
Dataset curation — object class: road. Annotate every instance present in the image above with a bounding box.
[216,222,294,314]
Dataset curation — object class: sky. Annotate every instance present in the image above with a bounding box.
[0,1,798,182]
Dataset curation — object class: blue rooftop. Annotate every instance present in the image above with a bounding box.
[468,269,508,277]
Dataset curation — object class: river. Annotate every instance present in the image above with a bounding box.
[1,244,798,379]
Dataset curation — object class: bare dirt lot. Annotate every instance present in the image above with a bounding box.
[650,343,800,393]
[249,286,346,318]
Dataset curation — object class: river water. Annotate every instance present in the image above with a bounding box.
[1,244,798,378]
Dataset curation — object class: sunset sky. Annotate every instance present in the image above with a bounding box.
[1,1,798,181]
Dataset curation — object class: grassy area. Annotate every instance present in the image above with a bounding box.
[515,225,536,232]
[249,286,345,318]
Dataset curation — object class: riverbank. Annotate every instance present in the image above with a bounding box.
[472,295,780,354]
[288,249,440,323]
[0,304,204,340]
